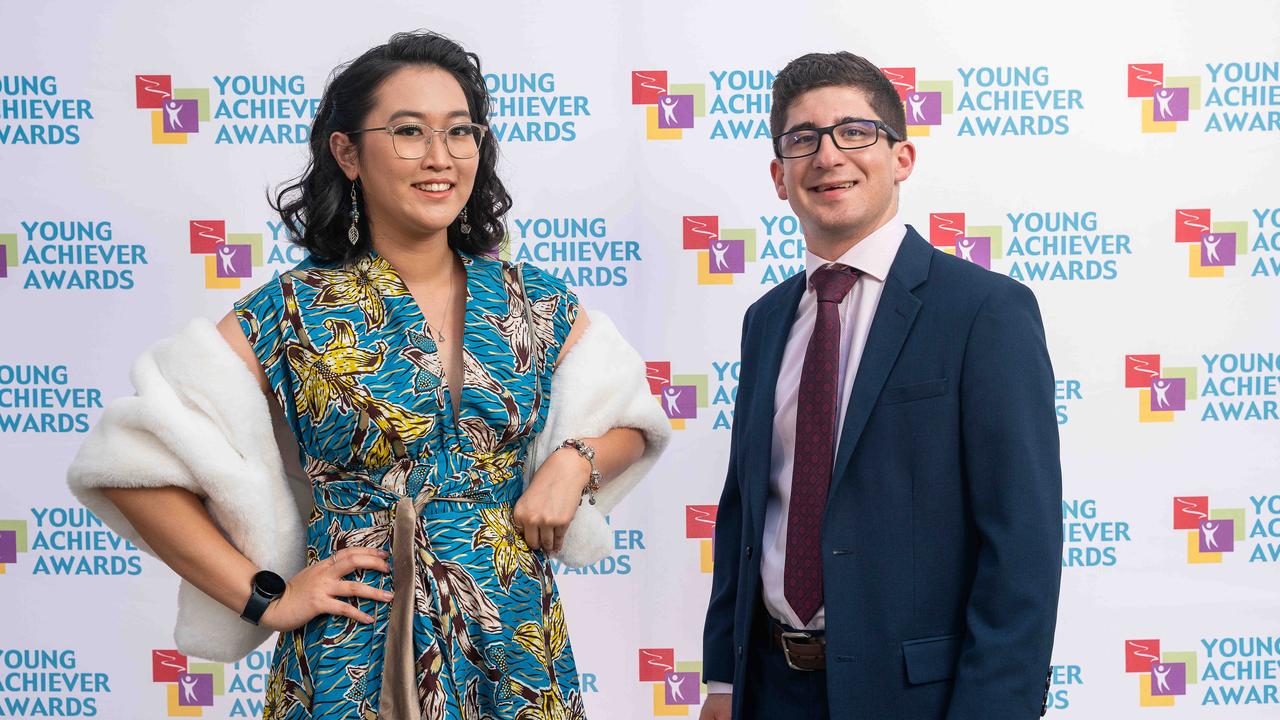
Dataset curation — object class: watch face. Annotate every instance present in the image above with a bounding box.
[253,570,287,597]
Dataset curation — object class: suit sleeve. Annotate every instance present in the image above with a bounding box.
[947,280,1062,720]
[702,310,752,685]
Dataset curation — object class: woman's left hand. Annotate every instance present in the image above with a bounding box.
[512,447,591,553]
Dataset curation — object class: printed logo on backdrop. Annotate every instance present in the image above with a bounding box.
[1174,207,1280,278]
[1046,664,1083,712]
[151,649,272,717]
[1,507,140,576]
[133,74,317,144]
[549,515,645,576]
[884,65,1082,137]
[1062,499,1130,568]
[188,218,308,290]
[630,69,772,141]
[1,220,148,290]
[0,75,94,144]
[1128,61,1280,133]
[645,360,738,430]
[1124,353,1280,423]
[1123,636,1280,707]
[1174,495,1280,564]
[681,215,804,286]
[484,73,590,142]
[929,211,1133,282]
[637,649,704,716]
[499,216,638,287]
[0,364,103,434]
[1,648,111,716]
[685,505,717,573]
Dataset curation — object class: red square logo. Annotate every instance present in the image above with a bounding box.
[135,75,172,109]
[1125,639,1161,673]
[638,648,675,682]
[1175,209,1211,244]
[645,362,672,394]
[880,67,917,100]
[929,213,966,247]
[151,649,188,682]
[1174,496,1209,530]
[189,220,226,254]
[1127,64,1164,98]
[631,71,668,105]
[1124,355,1161,389]
[685,505,718,539]
[682,215,718,250]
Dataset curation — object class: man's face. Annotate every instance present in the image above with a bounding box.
[770,86,915,249]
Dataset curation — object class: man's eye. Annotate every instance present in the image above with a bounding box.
[789,132,818,146]
[840,126,869,139]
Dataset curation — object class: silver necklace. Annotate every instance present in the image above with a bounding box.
[427,259,456,344]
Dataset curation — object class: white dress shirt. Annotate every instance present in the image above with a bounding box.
[707,216,904,695]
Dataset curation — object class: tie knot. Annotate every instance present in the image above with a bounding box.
[809,263,859,304]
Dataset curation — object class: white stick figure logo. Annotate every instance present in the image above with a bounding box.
[218,246,239,275]
[1155,89,1173,120]
[1202,234,1221,264]
[164,100,184,129]
[661,96,680,125]
[1202,521,1221,550]
[1152,379,1172,409]
[1152,663,1173,693]
[180,675,199,703]
[956,238,974,261]
[663,387,683,416]
[908,93,928,123]
[667,674,687,702]
[710,241,729,271]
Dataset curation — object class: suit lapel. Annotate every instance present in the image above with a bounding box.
[745,273,806,531]
[828,227,933,497]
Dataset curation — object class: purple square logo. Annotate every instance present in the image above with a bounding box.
[954,236,991,269]
[1148,377,1186,412]
[0,531,16,563]
[215,244,253,278]
[1152,87,1189,122]
[657,94,694,129]
[660,385,697,419]
[1149,662,1187,696]
[1199,518,1235,553]
[905,91,942,126]
[663,671,701,705]
[161,98,199,133]
[1199,232,1236,267]
[0,253,7,280]
[175,672,214,706]
[708,239,745,274]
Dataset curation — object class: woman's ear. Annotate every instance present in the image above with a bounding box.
[329,131,360,181]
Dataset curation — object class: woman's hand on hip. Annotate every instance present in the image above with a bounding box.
[260,547,392,632]
[513,447,591,554]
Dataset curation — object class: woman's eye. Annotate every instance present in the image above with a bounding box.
[395,125,424,137]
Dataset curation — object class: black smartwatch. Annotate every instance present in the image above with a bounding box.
[240,570,287,626]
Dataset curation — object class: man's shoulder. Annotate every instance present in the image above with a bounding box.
[920,245,1036,312]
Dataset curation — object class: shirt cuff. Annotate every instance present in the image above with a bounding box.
[706,681,733,695]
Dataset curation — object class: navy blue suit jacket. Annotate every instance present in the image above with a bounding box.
[703,226,1062,719]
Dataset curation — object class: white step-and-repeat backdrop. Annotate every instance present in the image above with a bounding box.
[2,1,1278,718]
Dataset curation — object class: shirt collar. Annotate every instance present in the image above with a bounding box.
[803,212,905,284]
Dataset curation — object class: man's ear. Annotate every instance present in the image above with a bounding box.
[892,139,916,185]
[329,131,360,181]
[770,157,788,200]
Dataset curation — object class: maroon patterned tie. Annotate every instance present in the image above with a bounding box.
[785,262,859,626]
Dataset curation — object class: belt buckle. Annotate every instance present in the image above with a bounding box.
[780,630,816,672]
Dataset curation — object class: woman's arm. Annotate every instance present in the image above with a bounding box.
[99,313,391,631]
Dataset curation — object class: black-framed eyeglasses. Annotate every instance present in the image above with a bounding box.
[772,119,902,159]
[345,122,489,160]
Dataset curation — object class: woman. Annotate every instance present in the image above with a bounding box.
[68,31,667,719]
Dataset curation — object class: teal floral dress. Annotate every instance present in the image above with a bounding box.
[233,250,586,720]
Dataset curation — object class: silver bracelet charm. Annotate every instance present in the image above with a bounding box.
[560,438,602,505]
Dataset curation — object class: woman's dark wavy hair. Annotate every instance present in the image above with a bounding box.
[272,31,511,264]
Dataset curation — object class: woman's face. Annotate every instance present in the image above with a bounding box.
[334,65,480,246]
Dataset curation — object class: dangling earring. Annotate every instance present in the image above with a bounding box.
[348,181,360,246]
[459,207,471,237]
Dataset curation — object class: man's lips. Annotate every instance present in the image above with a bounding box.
[809,180,858,194]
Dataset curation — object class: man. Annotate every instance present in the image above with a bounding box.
[700,52,1061,720]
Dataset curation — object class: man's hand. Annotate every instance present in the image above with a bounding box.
[699,693,731,720]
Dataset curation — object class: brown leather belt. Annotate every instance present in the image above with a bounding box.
[771,621,827,671]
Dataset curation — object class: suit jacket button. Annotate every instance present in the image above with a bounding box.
[745,546,753,559]
[737,645,743,658]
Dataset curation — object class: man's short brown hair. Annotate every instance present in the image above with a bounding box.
[770,52,906,141]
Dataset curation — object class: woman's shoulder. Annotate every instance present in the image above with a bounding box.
[232,255,328,315]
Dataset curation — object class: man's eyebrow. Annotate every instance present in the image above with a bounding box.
[780,116,870,135]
